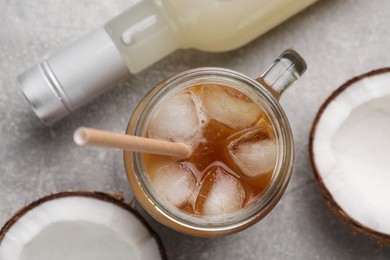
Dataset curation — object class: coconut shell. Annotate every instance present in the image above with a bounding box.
[309,68,390,244]
[0,191,168,259]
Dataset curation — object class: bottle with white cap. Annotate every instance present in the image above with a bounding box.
[18,0,317,125]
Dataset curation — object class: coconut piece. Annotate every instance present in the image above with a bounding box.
[310,68,390,243]
[0,192,166,260]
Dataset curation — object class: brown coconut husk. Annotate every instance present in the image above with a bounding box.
[309,68,390,245]
[0,191,168,259]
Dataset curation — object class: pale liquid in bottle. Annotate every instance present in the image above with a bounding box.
[106,0,317,72]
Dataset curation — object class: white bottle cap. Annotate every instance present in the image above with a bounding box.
[18,28,130,125]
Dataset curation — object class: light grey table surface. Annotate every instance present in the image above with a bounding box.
[1,0,390,259]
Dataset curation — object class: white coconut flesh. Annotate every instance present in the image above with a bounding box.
[0,194,163,260]
[312,70,390,236]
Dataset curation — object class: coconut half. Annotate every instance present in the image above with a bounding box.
[0,192,166,260]
[310,68,390,242]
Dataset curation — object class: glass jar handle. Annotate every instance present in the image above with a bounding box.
[257,49,307,100]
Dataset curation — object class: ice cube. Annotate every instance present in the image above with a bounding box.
[202,85,263,129]
[197,166,245,216]
[228,124,277,177]
[149,160,196,208]
[148,91,205,148]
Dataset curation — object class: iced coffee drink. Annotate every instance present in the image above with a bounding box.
[143,84,276,216]
[125,50,305,236]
